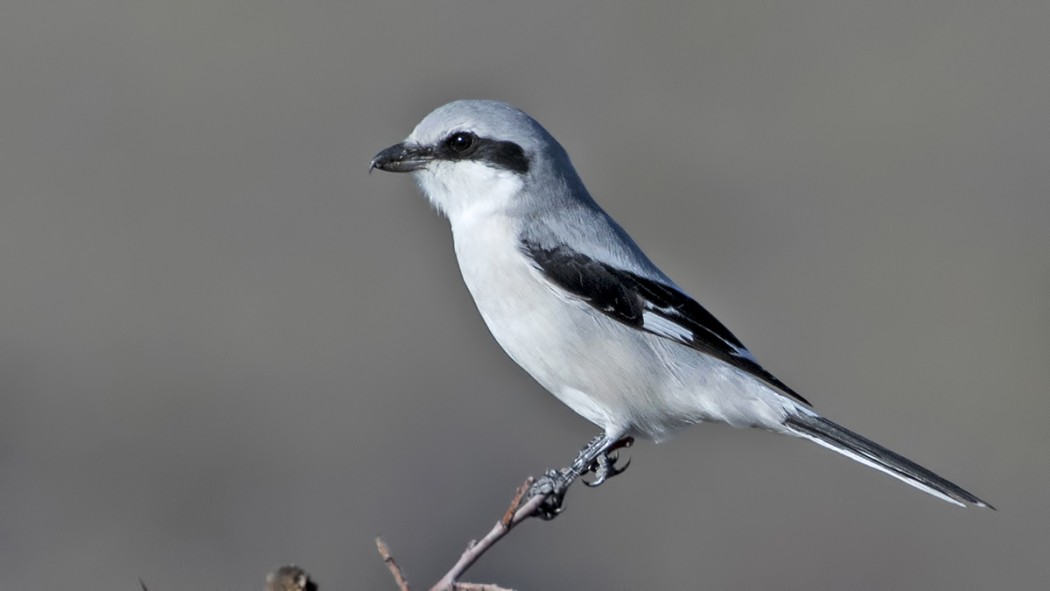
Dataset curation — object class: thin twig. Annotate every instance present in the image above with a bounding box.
[453,583,516,591]
[501,478,531,527]
[430,478,543,591]
[376,536,411,591]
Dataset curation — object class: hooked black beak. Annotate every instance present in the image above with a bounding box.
[369,142,432,173]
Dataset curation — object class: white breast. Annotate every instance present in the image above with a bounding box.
[447,210,796,441]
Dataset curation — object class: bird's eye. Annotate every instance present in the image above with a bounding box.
[445,132,478,156]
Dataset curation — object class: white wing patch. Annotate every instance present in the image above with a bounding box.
[640,310,693,342]
[642,307,759,363]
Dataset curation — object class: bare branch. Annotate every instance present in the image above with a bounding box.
[376,537,412,591]
[500,479,530,528]
[429,478,543,591]
[453,583,516,591]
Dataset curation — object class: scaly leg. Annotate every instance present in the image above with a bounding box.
[527,433,634,519]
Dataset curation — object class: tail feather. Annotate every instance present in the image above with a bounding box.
[784,412,993,509]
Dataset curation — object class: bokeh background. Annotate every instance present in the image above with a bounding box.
[2,2,1047,589]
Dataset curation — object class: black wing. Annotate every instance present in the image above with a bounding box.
[522,241,810,406]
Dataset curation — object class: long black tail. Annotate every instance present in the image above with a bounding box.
[784,412,993,509]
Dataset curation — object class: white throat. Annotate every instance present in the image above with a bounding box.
[414,161,525,225]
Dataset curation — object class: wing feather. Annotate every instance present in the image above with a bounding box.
[522,241,810,406]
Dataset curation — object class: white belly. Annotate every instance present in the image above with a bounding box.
[449,214,794,440]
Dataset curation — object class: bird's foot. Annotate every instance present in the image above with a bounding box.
[525,434,635,519]
[526,469,574,520]
[583,436,634,487]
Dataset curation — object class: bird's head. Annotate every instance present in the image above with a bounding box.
[371,100,577,222]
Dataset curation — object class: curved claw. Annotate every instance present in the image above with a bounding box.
[527,435,636,516]
[582,450,632,487]
[534,495,565,520]
[607,455,631,477]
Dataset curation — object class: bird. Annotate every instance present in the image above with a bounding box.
[370,99,991,513]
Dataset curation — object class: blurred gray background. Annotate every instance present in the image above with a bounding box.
[1,1,1047,589]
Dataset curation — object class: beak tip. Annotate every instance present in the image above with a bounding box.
[370,142,430,174]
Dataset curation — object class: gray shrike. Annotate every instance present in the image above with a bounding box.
[371,99,991,512]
